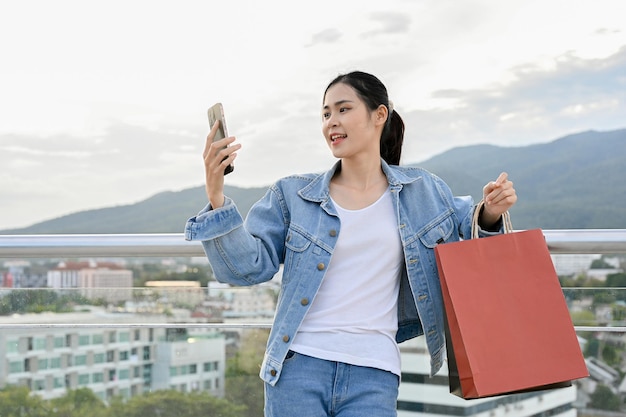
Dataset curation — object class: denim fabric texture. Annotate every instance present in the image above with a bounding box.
[264,351,399,417]
[185,159,502,386]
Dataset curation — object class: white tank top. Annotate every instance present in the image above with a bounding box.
[290,189,404,376]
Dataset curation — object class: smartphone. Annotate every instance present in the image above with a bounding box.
[207,102,234,175]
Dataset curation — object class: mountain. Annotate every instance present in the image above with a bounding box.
[414,129,626,229]
[1,128,624,234]
[0,185,268,235]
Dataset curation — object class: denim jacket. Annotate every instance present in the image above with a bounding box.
[185,160,502,386]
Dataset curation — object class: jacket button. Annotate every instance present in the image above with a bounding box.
[301,298,309,306]
[282,335,290,342]
[329,229,337,237]
[270,369,277,376]
[317,263,325,270]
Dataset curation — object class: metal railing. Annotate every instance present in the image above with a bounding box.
[1,230,625,333]
[1,230,625,259]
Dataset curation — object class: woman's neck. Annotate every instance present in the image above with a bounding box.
[330,157,388,210]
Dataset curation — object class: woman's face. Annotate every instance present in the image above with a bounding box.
[321,83,385,161]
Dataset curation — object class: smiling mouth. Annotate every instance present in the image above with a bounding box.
[330,134,347,142]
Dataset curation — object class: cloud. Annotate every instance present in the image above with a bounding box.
[400,45,626,163]
[306,28,343,47]
[361,12,412,37]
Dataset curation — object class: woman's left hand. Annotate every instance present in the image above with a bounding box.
[481,172,517,227]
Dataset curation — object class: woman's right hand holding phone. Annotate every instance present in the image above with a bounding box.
[203,121,241,208]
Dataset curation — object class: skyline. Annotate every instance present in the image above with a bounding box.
[1,0,625,229]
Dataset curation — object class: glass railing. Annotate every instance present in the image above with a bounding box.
[0,229,625,417]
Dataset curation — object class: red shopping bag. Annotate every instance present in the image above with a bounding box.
[434,204,588,399]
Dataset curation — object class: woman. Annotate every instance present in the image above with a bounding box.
[185,71,517,416]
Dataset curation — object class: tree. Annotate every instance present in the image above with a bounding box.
[49,388,108,417]
[571,310,597,327]
[108,389,245,417]
[606,273,626,288]
[589,384,621,411]
[0,386,49,417]
[591,258,616,269]
[225,329,269,417]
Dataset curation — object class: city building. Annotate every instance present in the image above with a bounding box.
[398,337,578,417]
[47,261,132,303]
[145,280,205,307]
[0,308,225,402]
[2,260,47,288]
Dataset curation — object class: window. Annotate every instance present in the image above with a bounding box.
[108,332,116,343]
[54,337,65,348]
[94,353,105,364]
[189,364,197,374]
[143,346,150,360]
[34,379,45,391]
[38,359,49,370]
[170,366,178,377]
[50,358,61,369]
[119,350,129,361]
[78,374,90,385]
[74,355,87,366]
[203,362,211,372]
[9,361,24,373]
[79,335,90,346]
[119,332,130,342]
[134,330,141,341]
[6,340,18,353]
[54,377,64,389]
[92,334,103,344]
[93,372,104,383]
[106,350,115,363]
[119,369,130,380]
[34,338,46,351]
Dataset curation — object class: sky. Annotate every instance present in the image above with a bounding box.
[1,0,625,230]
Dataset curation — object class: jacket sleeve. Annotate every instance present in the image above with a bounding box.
[184,186,287,286]
[454,196,505,240]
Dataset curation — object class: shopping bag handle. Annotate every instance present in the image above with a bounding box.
[471,200,513,239]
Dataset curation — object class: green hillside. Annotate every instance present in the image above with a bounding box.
[0,185,268,234]
[415,129,626,229]
[1,128,624,233]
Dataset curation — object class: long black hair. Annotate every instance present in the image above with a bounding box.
[324,71,405,165]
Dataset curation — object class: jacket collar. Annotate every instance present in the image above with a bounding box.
[298,159,421,204]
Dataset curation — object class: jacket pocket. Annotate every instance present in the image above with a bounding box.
[418,210,455,248]
[285,227,312,252]
[283,227,314,284]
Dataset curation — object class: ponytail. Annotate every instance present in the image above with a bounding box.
[381,109,404,166]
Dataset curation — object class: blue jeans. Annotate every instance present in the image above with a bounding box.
[264,351,399,417]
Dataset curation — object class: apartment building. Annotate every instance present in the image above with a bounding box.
[0,309,225,402]
[47,261,133,303]
[398,337,578,417]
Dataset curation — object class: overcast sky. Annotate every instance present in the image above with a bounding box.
[1,0,625,230]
